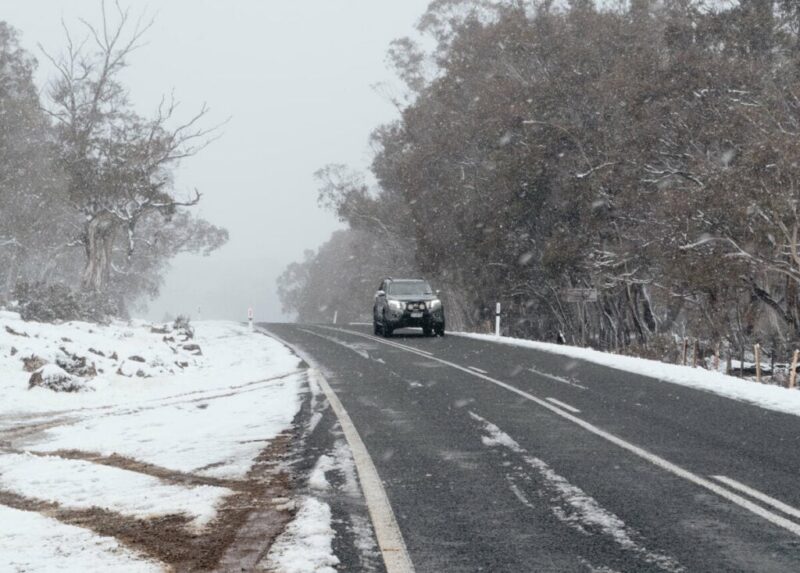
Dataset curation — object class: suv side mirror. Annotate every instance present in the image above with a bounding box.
[436,289,441,296]
[376,290,386,298]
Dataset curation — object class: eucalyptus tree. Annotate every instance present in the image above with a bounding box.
[43,2,224,294]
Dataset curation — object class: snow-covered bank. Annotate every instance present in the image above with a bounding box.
[0,315,306,571]
[0,505,162,572]
[457,332,800,417]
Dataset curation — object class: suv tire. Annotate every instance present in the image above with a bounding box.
[382,313,393,338]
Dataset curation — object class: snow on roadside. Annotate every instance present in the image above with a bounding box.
[0,314,301,417]
[27,373,303,479]
[458,332,800,417]
[0,315,306,571]
[261,496,339,573]
[0,453,231,529]
[0,505,162,572]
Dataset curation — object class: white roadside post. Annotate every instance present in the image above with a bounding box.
[248,307,254,332]
[333,310,338,324]
[495,302,501,337]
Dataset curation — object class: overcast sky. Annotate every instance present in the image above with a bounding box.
[4,0,430,322]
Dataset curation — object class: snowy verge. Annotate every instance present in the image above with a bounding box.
[0,453,232,529]
[0,316,306,572]
[456,332,800,417]
[261,496,339,573]
[0,505,162,572]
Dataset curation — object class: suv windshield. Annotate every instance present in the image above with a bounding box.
[387,281,433,296]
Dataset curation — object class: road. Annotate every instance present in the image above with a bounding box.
[264,323,800,573]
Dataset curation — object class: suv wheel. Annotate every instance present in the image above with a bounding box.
[373,320,381,335]
[423,326,433,337]
[382,313,393,338]
[435,324,445,336]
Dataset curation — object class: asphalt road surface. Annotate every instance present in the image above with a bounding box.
[264,323,800,573]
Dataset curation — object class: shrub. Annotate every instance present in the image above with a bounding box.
[173,314,194,340]
[12,281,120,323]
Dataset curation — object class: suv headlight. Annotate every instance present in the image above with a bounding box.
[428,299,442,310]
[388,299,403,311]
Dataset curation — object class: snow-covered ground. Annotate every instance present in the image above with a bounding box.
[0,313,308,571]
[457,333,800,417]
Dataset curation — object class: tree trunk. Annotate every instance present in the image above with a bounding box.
[4,248,19,297]
[82,214,116,292]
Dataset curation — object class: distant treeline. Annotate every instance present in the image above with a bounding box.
[279,0,800,359]
[0,7,226,319]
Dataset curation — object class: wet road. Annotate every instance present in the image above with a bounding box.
[263,323,800,573]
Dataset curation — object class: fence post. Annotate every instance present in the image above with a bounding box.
[248,307,254,332]
[682,338,688,366]
[495,302,501,337]
[754,343,762,383]
[713,343,720,372]
[790,349,799,389]
[692,339,699,368]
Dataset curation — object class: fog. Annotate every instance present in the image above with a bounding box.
[4,0,429,322]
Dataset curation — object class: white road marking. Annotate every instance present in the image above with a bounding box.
[468,366,488,374]
[299,328,370,359]
[258,327,416,573]
[529,365,588,390]
[320,325,433,356]
[545,397,581,413]
[711,475,800,521]
[330,326,800,538]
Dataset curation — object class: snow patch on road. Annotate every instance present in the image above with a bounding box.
[459,332,800,416]
[309,454,335,491]
[0,505,163,572]
[471,412,684,573]
[261,496,339,573]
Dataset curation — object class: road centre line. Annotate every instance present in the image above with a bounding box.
[258,327,416,573]
[326,326,800,538]
[318,326,433,356]
[468,366,489,374]
[528,365,588,390]
[545,397,581,413]
[711,475,800,521]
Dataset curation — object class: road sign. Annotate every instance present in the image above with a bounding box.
[563,288,598,303]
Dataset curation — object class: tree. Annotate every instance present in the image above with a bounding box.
[43,2,224,294]
[0,22,75,297]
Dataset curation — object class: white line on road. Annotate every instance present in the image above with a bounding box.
[711,475,800,521]
[468,366,488,374]
[545,397,581,413]
[528,365,588,390]
[319,326,433,357]
[329,326,800,539]
[258,327,416,573]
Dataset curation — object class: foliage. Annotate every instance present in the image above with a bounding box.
[282,0,800,360]
[12,281,119,323]
[0,7,227,322]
